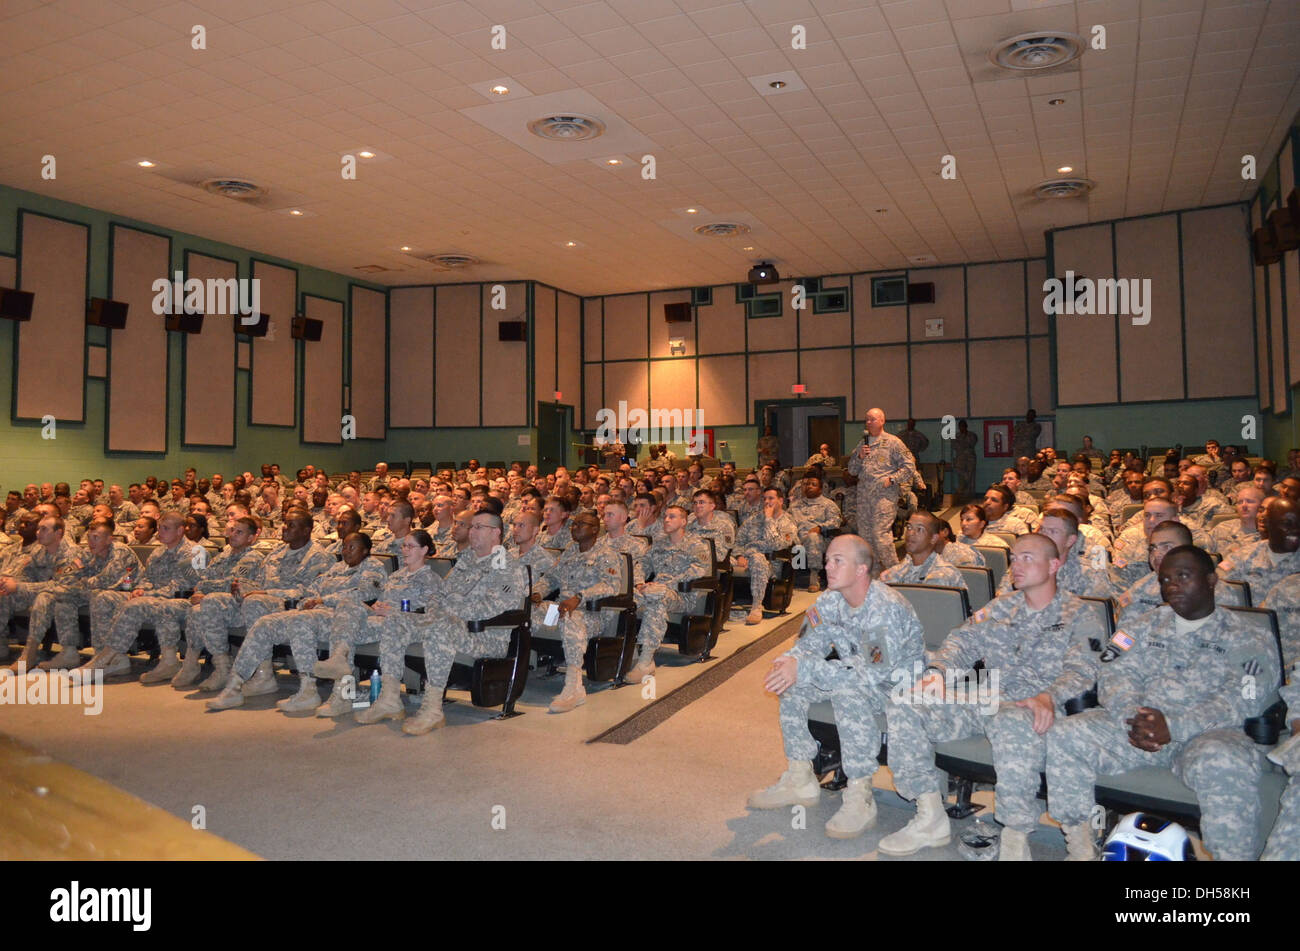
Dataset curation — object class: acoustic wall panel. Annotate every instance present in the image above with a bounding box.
[853,345,908,421]
[746,281,797,352]
[967,261,1026,338]
[532,284,557,408]
[1253,201,1270,408]
[0,256,12,287]
[107,225,168,452]
[852,273,908,344]
[799,347,851,402]
[182,253,236,446]
[15,212,87,422]
[798,274,852,349]
[909,342,967,420]
[250,261,296,426]
[603,293,648,361]
[747,350,797,411]
[1269,248,1287,412]
[649,359,697,420]
[908,266,965,340]
[349,285,386,439]
[557,291,582,411]
[698,354,746,425]
[1116,214,1183,402]
[969,339,1027,418]
[583,362,604,428]
[1026,259,1049,336]
[1052,224,1118,405]
[483,282,526,426]
[583,297,602,361]
[696,285,745,354]
[649,290,692,358]
[1182,205,1255,398]
[435,284,480,427]
[604,360,648,419]
[302,295,343,444]
[388,287,434,428]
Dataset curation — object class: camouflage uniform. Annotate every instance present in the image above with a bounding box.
[985,513,1030,537]
[787,495,842,571]
[995,550,1115,599]
[110,501,140,528]
[1261,676,1299,860]
[1209,520,1258,556]
[887,588,1105,833]
[882,551,967,590]
[232,557,386,681]
[962,532,1008,552]
[333,563,441,667]
[596,532,648,586]
[847,432,916,570]
[187,542,334,657]
[936,540,985,568]
[952,430,978,498]
[1116,569,1243,621]
[1179,496,1230,533]
[1261,575,1300,668]
[780,584,925,778]
[95,540,202,653]
[1046,605,1279,861]
[734,510,799,606]
[1217,540,1300,603]
[531,544,622,666]
[634,534,711,655]
[27,542,136,651]
[538,521,573,552]
[376,550,527,690]
[3,506,29,534]
[687,513,736,562]
[0,539,78,629]
[370,527,412,557]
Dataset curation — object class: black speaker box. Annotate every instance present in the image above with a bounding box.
[165,312,204,334]
[234,312,270,337]
[1268,207,1299,252]
[1253,226,1282,266]
[87,297,128,329]
[292,316,323,341]
[0,287,35,321]
[498,320,526,341]
[907,281,935,304]
[663,302,692,322]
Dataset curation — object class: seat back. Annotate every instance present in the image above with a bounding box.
[1224,606,1284,715]
[974,545,1009,589]
[371,553,398,574]
[1076,596,1116,641]
[989,531,1018,546]
[1210,512,1237,528]
[888,583,971,650]
[957,566,995,611]
[1121,503,1142,523]
[1222,579,1252,607]
[427,556,456,579]
[129,544,155,565]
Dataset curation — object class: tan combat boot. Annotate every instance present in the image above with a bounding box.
[999,827,1032,861]
[747,758,821,809]
[312,643,352,681]
[14,636,40,671]
[278,676,320,716]
[877,791,952,855]
[140,650,182,684]
[1062,822,1097,861]
[196,652,231,692]
[354,678,405,724]
[206,674,247,711]
[548,666,587,714]
[825,776,878,838]
[625,648,655,684]
[401,690,445,734]
[745,607,763,625]
[240,660,278,696]
[315,680,353,718]
[169,643,204,688]
[40,646,83,670]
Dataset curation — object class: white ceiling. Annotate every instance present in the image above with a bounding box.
[1,0,1297,296]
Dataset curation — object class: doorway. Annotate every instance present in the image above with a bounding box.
[754,397,845,469]
[537,401,573,472]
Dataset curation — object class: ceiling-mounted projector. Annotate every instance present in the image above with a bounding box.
[748,262,779,284]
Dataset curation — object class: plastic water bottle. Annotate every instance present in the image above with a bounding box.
[369,669,381,703]
[120,568,134,591]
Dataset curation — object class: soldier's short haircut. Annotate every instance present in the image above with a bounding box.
[604,499,628,516]
[479,496,505,516]
[909,511,942,533]
[665,503,690,518]
[87,517,114,534]
[1015,532,1059,561]
[1144,497,1178,515]
[804,474,823,487]
[40,514,66,533]
[474,512,504,536]
[390,500,414,520]
[1161,544,1214,576]
[546,494,574,514]
[138,516,157,534]
[633,492,656,507]
[337,509,363,529]
[284,510,313,531]
[692,489,718,504]
[232,516,260,535]
[343,532,373,553]
[1040,506,1080,534]
[1143,477,1173,494]
[515,509,542,528]
[960,503,987,524]
[1151,520,1194,546]
[159,512,186,529]
[1235,484,1265,499]
[837,533,874,569]
[986,484,1015,506]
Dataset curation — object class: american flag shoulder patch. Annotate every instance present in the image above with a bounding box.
[972,606,991,623]
[1110,631,1134,651]
[1117,592,1132,607]
[806,606,822,627]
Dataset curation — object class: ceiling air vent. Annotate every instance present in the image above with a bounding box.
[693,222,751,237]
[1033,178,1096,199]
[527,114,606,141]
[201,178,266,200]
[423,253,480,269]
[989,32,1084,71]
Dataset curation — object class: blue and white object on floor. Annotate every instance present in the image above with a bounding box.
[1102,812,1194,861]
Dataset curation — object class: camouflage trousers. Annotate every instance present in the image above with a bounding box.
[233,608,333,682]
[26,588,79,648]
[378,608,510,692]
[531,604,606,666]
[187,593,287,657]
[796,529,827,570]
[781,680,883,780]
[736,554,772,607]
[1047,712,1264,861]
[856,491,899,571]
[887,698,1047,833]
[1262,774,1299,860]
[0,584,45,631]
[633,584,688,654]
[91,591,189,652]
[347,610,427,673]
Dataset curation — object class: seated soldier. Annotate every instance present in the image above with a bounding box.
[132,515,159,546]
[538,495,575,550]
[207,533,386,713]
[625,504,712,681]
[731,478,763,525]
[510,510,558,603]
[596,499,648,580]
[370,500,415,556]
[1046,546,1280,861]
[81,513,200,681]
[787,475,842,592]
[324,509,363,556]
[356,512,527,734]
[879,533,1105,862]
[1176,469,1229,533]
[1216,497,1300,598]
[882,512,968,590]
[687,488,735,563]
[732,487,799,625]
[1209,484,1263,555]
[1001,468,1035,507]
[1116,521,1243,621]
[1261,663,1298,860]
[957,503,1008,551]
[933,519,985,568]
[748,535,925,837]
[983,485,1030,536]
[628,491,662,540]
[1111,497,1207,588]
[0,514,78,663]
[805,443,834,467]
[994,508,1114,599]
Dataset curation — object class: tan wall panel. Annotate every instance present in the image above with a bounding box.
[852,273,908,344]
[910,342,967,420]
[968,261,1026,338]
[1269,257,1287,411]
[854,345,908,420]
[16,214,87,422]
[604,361,648,419]
[799,348,851,402]
[1116,215,1182,401]
[388,287,434,427]
[697,285,745,354]
[748,350,797,410]
[483,282,526,426]
[532,284,557,408]
[0,257,12,287]
[1182,205,1255,398]
[908,266,965,340]
[698,355,746,425]
[969,339,1027,417]
[250,261,296,426]
[583,362,604,429]
[302,295,342,444]
[183,254,236,446]
[1029,336,1053,413]
[108,227,168,452]
[583,297,602,361]
[435,284,480,426]
[649,359,698,428]
[1052,224,1117,404]
[349,286,386,439]
[798,274,852,349]
[746,281,798,352]
[557,291,582,409]
[1026,259,1049,336]
[603,293,647,361]
[649,289,693,358]
[1252,202,1269,407]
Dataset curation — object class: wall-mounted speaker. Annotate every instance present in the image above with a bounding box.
[165,312,204,334]
[86,297,128,329]
[664,301,692,322]
[291,316,323,341]
[1268,207,1299,252]
[1253,226,1282,266]
[234,312,270,337]
[907,281,935,304]
[498,320,526,341]
[0,287,35,321]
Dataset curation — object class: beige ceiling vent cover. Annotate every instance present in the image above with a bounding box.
[200,178,267,200]
[421,253,481,269]
[693,222,751,237]
[527,114,606,141]
[1032,178,1095,199]
[989,32,1085,71]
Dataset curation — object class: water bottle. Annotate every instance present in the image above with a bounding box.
[120,568,134,591]
[369,668,381,703]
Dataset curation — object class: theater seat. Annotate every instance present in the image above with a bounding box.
[975,546,1009,589]
[530,553,638,684]
[957,566,995,611]
[661,538,720,661]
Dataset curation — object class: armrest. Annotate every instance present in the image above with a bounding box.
[677,576,718,593]
[588,594,634,611]
[466,609,527,633]
[1245,699,1286,745]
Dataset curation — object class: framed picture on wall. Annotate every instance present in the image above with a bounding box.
[1038,420,1055,454]
[984,420,1013,457]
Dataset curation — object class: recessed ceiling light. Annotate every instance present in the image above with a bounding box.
[289,209,303,216]
[743,246,755,251]
[565,241,577,247]
[399,246,411,252]
[358,150,375,159]
[1048,98,1065,106]
[685,208,698,214]
[606,158,621,165]
[1057,165,1073,173]
[490,85,509,96]
[769,80,786,89]
[875,208,888,214]
[136,160,155,168]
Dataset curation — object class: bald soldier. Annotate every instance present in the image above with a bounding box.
[748,535,925,839]
[847,408,917,573]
